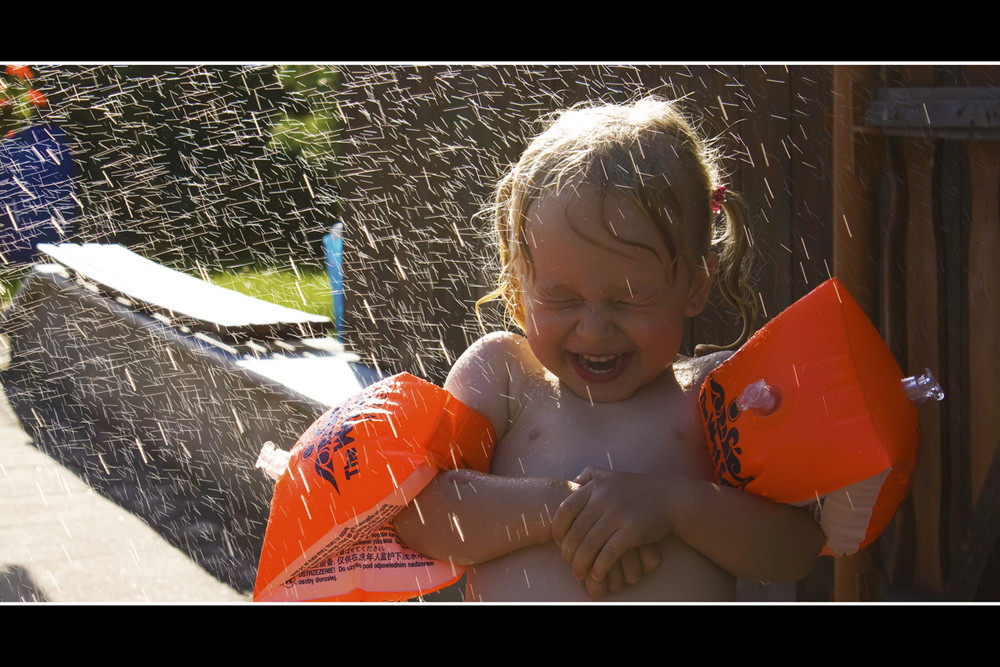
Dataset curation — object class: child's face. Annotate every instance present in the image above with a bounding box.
[519,183,712,403]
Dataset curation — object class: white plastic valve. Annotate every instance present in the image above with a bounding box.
[902,369,945,406]
[256,441,291,482]
[737,379,781,416]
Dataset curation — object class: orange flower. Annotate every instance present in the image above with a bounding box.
[5,65,34,79]
[27,89,47,107]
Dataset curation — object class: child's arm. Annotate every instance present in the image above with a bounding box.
[552,467,824,585]
[395,467,577,565]
[394,332,575,564]
[395,467,662,598]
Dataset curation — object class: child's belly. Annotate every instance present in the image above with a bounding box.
[465,537,736,602]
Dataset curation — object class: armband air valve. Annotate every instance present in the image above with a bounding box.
[698,278,943,557]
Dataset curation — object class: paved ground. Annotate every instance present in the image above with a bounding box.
[0,383,249,603]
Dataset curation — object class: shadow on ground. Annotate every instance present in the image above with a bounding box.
[0,565,49,602]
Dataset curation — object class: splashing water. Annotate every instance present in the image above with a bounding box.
[0,64,841,601]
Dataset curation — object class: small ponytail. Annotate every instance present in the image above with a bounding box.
[694,189,758,356]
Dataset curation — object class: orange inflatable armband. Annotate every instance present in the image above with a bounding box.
[253,372,496,601]
[699,278,943,556]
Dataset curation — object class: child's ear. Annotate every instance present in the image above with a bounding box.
[685,252,718,317]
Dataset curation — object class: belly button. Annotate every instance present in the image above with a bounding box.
[528,429,541,440]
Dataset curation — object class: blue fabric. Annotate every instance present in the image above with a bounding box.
[0,124,77,264]
[322,225,344,336]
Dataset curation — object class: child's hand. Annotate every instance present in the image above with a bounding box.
[552,467,676,585]
[580,544,662,599]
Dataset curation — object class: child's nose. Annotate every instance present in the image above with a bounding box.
[576,304,615,340]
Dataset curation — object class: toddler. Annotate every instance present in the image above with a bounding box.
[394,97,823,601]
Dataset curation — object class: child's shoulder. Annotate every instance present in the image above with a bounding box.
[465,330,530,356]
[451,331,536,376]
[672,350,734,395]
[444,331,540,437]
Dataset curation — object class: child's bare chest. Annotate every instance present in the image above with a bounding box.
[491,372,712,482]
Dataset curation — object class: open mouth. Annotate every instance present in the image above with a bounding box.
[570,352,631,381]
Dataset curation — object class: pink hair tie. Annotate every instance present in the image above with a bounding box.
[711,184,726,214]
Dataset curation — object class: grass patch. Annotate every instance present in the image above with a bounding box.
[207,266,334,319]
[0,266,29,312]
[0,261,335,322]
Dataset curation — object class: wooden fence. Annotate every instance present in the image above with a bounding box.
[334,64,999,601]
[336,64,835,384]
[831,64,1000,601]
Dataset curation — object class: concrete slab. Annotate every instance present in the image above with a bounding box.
[0,384,248,603]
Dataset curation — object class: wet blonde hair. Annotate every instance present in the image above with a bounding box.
[478,96,757,352]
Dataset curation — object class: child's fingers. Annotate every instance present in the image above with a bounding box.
[566,513,609,577]
[551,483,591,546]
[590,535,665,581]
[584,572,610,599]
[587,548,645,597]
[569,514,619,579]
[603,560,625,593]
[589,531,632,581]
[554,488,611,578]
[556,467,613,549]
[573,466,611,485]
[555,468,637,578]
[638,543,662,575]
[617,548,644,585]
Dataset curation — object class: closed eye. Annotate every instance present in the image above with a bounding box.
[618,279,662,307]
[541,296,580,308]
[530,286,578,304]
[616,292,661,308]
[527,292,578,310]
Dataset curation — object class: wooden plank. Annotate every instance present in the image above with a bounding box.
[903,135,945,596]
[882,134,919,593]
[945,442,1000,600]
[831,65,883,601]
[687,65,782,350]
[967,141,1000,506]
[751,65,796,307]
[963,66,1000,598]
[37,243,331,339]
[790,66,835,292]
[832,66,881,311]
[866,86,1000,139]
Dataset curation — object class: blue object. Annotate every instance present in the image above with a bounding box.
[322,222,345,336]
[0,124,77,264]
